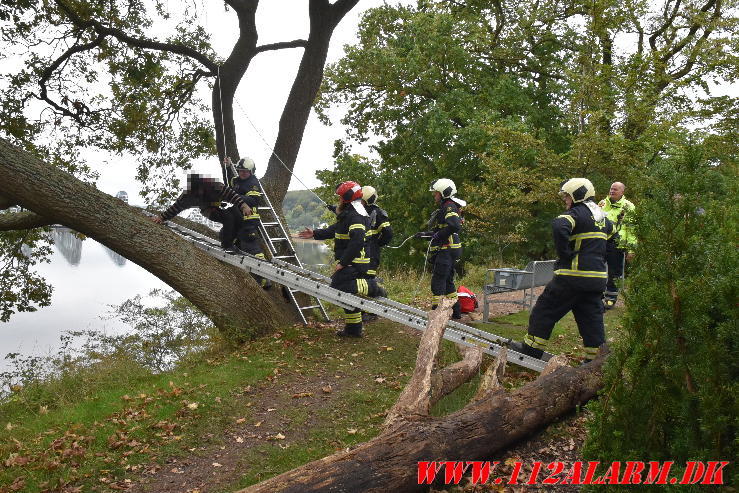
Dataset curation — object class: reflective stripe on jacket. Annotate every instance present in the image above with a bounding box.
[553,202,614,291]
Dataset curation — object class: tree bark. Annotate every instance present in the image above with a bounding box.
[0,137,293,338]
[262,0,360,203]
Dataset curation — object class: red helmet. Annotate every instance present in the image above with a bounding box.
[335,181,362,203]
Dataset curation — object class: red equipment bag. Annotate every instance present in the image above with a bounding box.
[457,285,478,313]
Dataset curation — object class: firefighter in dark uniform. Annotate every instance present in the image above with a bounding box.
[362,186,393,279]
[150,173,250,251]
[515,178,615,362]
[298,181,386,337]
[361,186,393,322]
[224,157,269,288]
[417,178,465,320]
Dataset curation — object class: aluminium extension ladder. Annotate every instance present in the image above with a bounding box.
[163,220,553,373]
[252,179,331,324]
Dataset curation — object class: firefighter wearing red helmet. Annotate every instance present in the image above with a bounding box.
[299,181,386,337]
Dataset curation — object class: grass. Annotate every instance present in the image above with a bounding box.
[0,267,625,492]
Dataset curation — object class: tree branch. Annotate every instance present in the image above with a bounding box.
[255,39,308,54]
[660,0,719,64]
[224,0,258,16]
[0,211,54,231]
[330,0,361,20]
[55,0,218,72]
[475,347,507,397]
[383,298,455,428]
[37,33,107,124]
[430,344,484,406]
[649,0,683,52]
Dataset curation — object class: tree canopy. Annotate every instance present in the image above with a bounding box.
[316,0,738,263]
[0,0,360,325]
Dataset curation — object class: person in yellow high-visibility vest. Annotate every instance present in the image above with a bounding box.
[598,182,636,309]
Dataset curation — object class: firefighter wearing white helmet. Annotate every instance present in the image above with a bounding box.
[417,178,466,320]
[361,186,393,278]
[222,156,270,288]
[512,177,615,362]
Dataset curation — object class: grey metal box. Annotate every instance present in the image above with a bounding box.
[493,268,533,290]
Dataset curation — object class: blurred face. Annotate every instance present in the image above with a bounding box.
[609,182,625,201]
[433,191,442,204]
[238,169,250,179]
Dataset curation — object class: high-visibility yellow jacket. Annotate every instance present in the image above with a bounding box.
[598,196,636,250]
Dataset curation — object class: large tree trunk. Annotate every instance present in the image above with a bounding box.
[262,0,360,204]
[0,137,293,338]
[241,300,606,493]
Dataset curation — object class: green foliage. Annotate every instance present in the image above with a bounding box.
[282,190,326,231]
[315,0,738,266]
[583,144,738,489]
[0,227,53,322]
[0,0,217,202]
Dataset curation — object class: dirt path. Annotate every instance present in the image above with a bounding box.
[128,342,353,493]
[127,288,595,493]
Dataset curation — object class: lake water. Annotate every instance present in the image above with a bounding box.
[0,228,331,372]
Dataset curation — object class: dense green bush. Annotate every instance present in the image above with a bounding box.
[583,146,738,489]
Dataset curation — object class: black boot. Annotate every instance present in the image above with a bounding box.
[336,328,362,338]
[509,340,544,360]
[451,300,462,320]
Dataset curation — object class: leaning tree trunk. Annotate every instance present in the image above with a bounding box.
[241,299,606,493]
[0,137,293,337]
[261,0,360,205]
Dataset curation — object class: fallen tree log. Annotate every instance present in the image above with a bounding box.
[240,299,606,493]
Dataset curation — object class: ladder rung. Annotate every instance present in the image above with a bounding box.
[300,305,320,310]
[269,237,288,242]
[273,255,297,259]
[261,222,279,227]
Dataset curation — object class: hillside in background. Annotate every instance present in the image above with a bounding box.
[282,190,327,233]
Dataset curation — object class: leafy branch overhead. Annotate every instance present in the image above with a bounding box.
[0,0,359,325]
[315,0,737,264]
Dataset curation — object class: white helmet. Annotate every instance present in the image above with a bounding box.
[235,157,256,172]
[429,178,456,199]
[362,185,378,204]
[559,178,595,203]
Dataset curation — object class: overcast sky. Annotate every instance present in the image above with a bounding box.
[94,0,398,204]
[40,0,739,203]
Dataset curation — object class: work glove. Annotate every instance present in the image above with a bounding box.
[326,204,337,213]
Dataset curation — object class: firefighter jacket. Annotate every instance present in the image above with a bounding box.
[425,199,462,257]
[365,203,393,275]
[313,201,371,272]
[227,170,263,229]
[598,196,636,250]
[553,201,615,291]
[160,179,246,222]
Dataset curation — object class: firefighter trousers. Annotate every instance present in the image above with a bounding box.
[331,266,382,335]
[605,244,627,300]
[526,276,605,360]
[430,250,461,319]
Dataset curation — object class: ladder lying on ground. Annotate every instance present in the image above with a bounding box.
[164,220,553,372]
